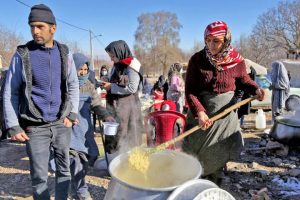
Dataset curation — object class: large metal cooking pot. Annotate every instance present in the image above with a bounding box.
[269,116,300,145]
[104,150,202,200]
[285,94,300,111]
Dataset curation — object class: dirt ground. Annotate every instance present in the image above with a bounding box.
[0,111,300,200]
[221,112,300,200]
[0,132,110,200]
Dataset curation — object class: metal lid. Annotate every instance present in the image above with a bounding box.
[285,95,300,111]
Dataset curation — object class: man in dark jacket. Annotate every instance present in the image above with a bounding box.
[3,4,79,200]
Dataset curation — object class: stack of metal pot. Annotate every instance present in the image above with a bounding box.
[269,95,300,145]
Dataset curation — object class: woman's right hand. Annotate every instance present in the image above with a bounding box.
[255,88,265,101]
[104,116,116,122]
[197,111,213,130]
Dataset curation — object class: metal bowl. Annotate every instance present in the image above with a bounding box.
[285,94,300,111]
[269,116,300,145]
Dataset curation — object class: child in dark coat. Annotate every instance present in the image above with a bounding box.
[70,53,115,199]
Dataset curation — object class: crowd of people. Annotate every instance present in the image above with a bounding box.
[0,3,270,200]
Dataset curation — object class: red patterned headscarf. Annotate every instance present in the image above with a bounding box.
[204,21,243,71]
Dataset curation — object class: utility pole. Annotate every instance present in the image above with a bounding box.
[89,30,94,71]
[89,31,103,71]
[0,55,2,69]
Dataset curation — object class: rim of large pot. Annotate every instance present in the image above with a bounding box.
[108,150,202,192]
[275,116,300,127]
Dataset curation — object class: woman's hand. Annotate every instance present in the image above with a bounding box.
[104,116,116,122]
[197,111,213,130]
[255,88,265,101]
[102,81,112,91]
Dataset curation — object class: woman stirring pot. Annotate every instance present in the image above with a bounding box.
[182,21,264,185]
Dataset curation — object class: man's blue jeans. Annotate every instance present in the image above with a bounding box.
[69,151,90,198]
[25,122,71,200]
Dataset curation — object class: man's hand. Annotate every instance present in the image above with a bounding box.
[11,132,30,142]
[64,118,73,127]
[64,118,79,127]
[197,111,213,130]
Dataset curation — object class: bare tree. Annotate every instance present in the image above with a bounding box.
[191,40,205,53]
[248,0,300,67]
[184,40,205,60]
[134,11,183,76]
[0,25,24,67]
[234,34,269,65]
[60,38,84,54]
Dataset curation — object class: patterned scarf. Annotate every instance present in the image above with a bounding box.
[204,21,243,71]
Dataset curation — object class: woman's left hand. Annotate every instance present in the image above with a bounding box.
[255,88,265,101]
[102,81,112,91]
[104,116,116,122]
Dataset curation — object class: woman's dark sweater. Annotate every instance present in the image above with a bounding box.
[185,50,258,117]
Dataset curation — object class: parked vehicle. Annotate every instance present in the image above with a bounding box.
[251,74,300,110]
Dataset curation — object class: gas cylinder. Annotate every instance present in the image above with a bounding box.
[255,109,266,129]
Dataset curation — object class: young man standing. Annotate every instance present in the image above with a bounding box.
[3,4,79,200]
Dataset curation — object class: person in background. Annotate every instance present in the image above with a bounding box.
[99,64,109,82]
[152,75,168,100]
[70,53,115,200]
[151,76,166,111]
[95,64,110,127]
[142,78,153,96]
[270,61,290,121]
[167,63,185,113]
[95,65,108,90]
[182,21,264,185]
[152,88,165,111]
[235,66,257,126]
[102,40,144,155]
[3,4,79,199]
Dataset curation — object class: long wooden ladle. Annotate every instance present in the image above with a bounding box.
[156,95,258,150]
[129,96,258,172]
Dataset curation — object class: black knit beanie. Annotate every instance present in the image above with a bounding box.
[28,4,56,24]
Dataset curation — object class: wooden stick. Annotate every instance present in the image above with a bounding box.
[156,96,258,150]
[142,100,165,112]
